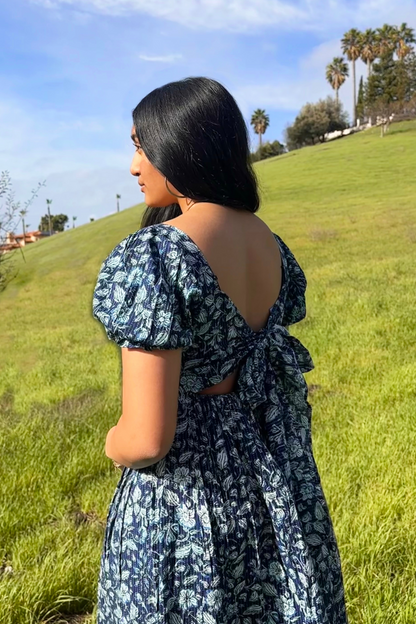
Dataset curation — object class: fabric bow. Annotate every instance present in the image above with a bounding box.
[235,325,314,410]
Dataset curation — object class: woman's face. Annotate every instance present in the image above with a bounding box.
[130,126,182,208]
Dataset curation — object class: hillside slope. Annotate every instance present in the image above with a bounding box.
[1,121,415,623]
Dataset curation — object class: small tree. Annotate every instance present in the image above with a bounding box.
[321,97,350,133]
[0,171,45,291]
[356,76,365,123]
[39,213,69,232]
[367,99,398,136]
[51,214,69,232]
[251,140,286,162]
[284,97,349,150]
[39,214,51,233]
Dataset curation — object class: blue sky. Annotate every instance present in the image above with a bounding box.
[1,0,416,229]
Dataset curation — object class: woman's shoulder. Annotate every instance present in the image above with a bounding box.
[102,224,186,268]
[92,224,199,350]
[96,224,207,304]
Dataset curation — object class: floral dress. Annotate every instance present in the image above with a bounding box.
[92,223,348,624]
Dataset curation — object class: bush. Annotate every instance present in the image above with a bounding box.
[285,97,349,151]
[251,140,286,162]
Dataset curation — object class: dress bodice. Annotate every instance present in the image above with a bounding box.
[92,223,314,410]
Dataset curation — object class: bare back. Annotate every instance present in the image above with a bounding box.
[164,206,283,395]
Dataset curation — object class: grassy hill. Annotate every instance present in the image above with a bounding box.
[1,121,416,623]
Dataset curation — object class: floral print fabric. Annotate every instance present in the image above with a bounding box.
[92,223,348,623]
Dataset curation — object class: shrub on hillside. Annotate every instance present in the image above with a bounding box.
[251,140,286,162]
[39,213,69,233]
[285,97,349,151]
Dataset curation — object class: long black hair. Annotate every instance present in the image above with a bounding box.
[133,77,260,229]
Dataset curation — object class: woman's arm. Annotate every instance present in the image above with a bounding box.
[105,423,163,470]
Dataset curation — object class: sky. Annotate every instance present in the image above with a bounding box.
[1,0,416,231]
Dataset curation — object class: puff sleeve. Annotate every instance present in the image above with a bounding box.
[92,227,196,350]
[278,236,308,327]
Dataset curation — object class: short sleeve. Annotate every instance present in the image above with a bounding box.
[92,227,196,350]
[278,237,308,327]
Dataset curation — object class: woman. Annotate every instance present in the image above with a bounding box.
[92,76,348,623]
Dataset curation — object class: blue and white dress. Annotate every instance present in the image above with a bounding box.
[92,223,348,624]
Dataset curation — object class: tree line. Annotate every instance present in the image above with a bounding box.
[251,23,416,155]
[327,23,416,125]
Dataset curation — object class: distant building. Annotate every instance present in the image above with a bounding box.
[0,230,54,255]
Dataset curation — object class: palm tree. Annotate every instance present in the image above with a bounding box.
[250,109,270,150]
[326,57,349,104]
[360,29,378,77]
[46,199,53,236]
[72,216,77,229]
[116,194,121,213]
[376,24,399,57]
[341,28,362,126]
[397,22,416,60]
[19,208,28,243]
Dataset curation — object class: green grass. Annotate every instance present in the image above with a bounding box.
[1,120,416,623]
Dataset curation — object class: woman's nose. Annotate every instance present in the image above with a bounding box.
[130,154,140,176]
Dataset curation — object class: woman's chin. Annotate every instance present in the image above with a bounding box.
[146,197,172,209]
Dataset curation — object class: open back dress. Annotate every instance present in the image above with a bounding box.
[92,223,348,624]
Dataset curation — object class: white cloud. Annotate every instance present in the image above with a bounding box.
[31,0,305,31]
[300,39,342,72]
[31,0,416,33]
[234,42,334,116]
[32,2,93,22]
[138,53,183,63]
[71,9,93,23]
[0,97,127,178]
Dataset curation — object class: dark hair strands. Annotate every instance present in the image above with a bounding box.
[133,77,260,229]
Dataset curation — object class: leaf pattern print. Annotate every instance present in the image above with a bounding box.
[92,223,348,623]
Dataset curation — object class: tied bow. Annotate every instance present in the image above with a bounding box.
[235,325,314,409]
